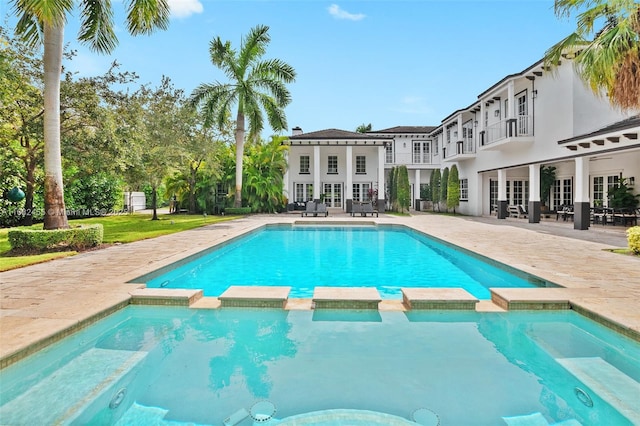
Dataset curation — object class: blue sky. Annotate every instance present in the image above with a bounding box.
[2,1,578,135]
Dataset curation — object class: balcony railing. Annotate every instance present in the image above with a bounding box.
[484,115,533,145]
[387,152,434,165]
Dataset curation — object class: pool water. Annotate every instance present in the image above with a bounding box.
[1,306,638,425]
[143,225,552,299]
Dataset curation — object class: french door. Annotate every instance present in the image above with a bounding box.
[323,183,342,208]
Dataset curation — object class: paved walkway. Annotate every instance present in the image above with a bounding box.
[1,212,639,367]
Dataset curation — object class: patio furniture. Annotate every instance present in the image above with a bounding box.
[591,207,612,225]
[361,201,378,217]
[301,201,316,217]
[508,205,525,218]
[556,205,574,222]
[351,202,364,216]
[612,208,638,226]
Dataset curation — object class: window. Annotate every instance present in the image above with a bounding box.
[552,179,561,209]
[299,155,309,174]
[434,138,439,155]
[504,99,508,119]
[446,128,451,143]
[385,144,393,163]
[517,92,528,134]
[484,111,488,128]
[323,183,342,207]
[356,156,366,174]
[513,180,524,205]
[413,141,430,163]
[460,179,468,201]
[295,183,313,202]
[593,176,604,206]
[489,179,498,213]
[563,178,573,206]
[327,155,338,174]
[352,183,371,202]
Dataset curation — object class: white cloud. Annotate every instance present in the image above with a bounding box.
[328,4,365,21]
[167,0,203,19]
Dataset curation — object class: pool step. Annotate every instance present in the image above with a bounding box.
[219,286,291,308]
[556,357,640,424]
[502,412,582,425]
[312,287,381,309]
[115,402,211,425]
[0,348,147,425]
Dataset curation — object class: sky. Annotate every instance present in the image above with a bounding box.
[1,0,579,136]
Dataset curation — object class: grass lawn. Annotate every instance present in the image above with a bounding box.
[0,213,238,272]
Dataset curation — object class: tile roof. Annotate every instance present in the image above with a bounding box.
[558,115,640,144]
[369,126,437,134]
[289,128,392,140]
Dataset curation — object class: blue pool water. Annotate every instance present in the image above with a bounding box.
[1,306,638,425]
[143,225,552,299]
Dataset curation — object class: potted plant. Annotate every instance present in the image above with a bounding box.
[540,165,556,212]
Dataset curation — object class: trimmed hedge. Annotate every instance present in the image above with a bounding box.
[8,224,104,252]
[627,226,640,255]
[224,207,251,215]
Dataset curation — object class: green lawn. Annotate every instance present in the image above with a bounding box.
[0,213,238,272]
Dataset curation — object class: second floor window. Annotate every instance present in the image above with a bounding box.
[328,155,338,174]
[385,144,393,163]
[300,155,310,174]
[356,156,366,174]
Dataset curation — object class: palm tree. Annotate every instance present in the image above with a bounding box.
[189,25,296,208]
[10,0,170,229]
[545,0,640,109]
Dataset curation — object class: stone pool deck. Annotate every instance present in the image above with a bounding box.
[1,213,639,368]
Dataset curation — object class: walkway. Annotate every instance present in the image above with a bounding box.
[1,213,638,368]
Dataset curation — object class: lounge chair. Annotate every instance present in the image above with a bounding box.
[518,204,528,218]
[361,202,378,217]
[351,202,363,217]
[315,202,328,217]
[507,205,524,218]
[301,201,316,217]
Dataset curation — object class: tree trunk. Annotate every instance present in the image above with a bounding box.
[234,112,245,208]
[151,187,158,220]
[42,24,69,230]
[21,158,37,226]
[189,168,196,213]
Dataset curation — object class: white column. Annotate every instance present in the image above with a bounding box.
[414,169,421,204]
[575,157,589,203]
[498,169,507,200]
[528,164,540,202]
[313,145,320,200]
[378,145,385,201]
[345,145,353,201]
[283,150,289,201]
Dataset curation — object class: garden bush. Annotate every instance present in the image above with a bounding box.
[223,207,251,215]
[627,226,640,255]
[8,224,104,253]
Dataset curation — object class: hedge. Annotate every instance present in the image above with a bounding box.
[627,226,640,255]
[224,207,252,215]
[8,224,104,252]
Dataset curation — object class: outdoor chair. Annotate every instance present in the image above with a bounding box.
[315,202,328,217]
[508,205,525,218]
[361,202,379,217]
[301,201,316,217]
[351,202,363,217]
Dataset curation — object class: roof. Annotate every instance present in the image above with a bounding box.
[369,126,437,134]
[557,115,640,144]
[288,128,392,140]
[476,59,545,99]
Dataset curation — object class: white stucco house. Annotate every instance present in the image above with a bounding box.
[283,57,640,229]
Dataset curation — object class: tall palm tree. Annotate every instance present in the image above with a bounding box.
[545,0,640,109]
[10,0,170,229]
[189,25,296,208]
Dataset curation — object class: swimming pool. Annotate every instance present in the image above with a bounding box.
[0,306,638,425]
[141,225,554,299]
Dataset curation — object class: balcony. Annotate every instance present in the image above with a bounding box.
[443,137,476,162]
[480,115,534,151]
[386,152,437,166]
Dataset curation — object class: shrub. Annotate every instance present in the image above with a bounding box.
[627,226,640,255]
[224,207,251,215]
[8,224,104,253]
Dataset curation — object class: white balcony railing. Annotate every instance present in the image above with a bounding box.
[387,152,433,165]
[484,115,533,145]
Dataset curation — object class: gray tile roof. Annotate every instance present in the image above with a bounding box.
[369,126,437,134]
[289,128,392,140]
[558,115,640,144]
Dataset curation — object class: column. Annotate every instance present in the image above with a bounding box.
[497,169,508,219]
[378,145,386,212]
[345,145,353,212]
[313,145,320,201]
[414,169,421,210]
[479,101,486,146]
[574,157,590,230]
[507,81,516,136]
[528,164,541,223]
